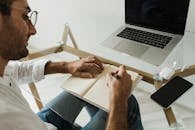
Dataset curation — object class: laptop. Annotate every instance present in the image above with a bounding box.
[101,0,191,65]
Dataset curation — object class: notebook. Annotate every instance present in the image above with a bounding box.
[101,0,191,65]
[60,64,142,111]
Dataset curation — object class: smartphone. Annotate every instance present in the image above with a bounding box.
[151,76,193,108]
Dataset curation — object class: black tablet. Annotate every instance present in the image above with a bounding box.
[151,76,193,108]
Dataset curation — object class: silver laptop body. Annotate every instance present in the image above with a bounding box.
[101,0,190,65]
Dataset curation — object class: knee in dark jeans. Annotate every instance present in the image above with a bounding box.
[37,107,72,130]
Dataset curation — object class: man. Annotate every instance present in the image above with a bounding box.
[0,0,143,130]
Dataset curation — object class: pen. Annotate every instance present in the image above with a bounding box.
[111,72,120,80]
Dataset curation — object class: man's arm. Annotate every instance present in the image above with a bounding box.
[106,97,128,130]
[3,56,103,84]
[44,56,104,78]
[106,65,132,130]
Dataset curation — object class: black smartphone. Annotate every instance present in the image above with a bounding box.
[151,76,193,108]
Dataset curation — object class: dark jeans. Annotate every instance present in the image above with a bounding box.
[37,91,143,130]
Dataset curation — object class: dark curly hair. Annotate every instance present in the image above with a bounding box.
[0,0,16,15]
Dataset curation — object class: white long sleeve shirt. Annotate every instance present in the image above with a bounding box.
[0,60,57,130]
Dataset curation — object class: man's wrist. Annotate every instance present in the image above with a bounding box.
[107,97,128,130]
[110,97,128,112]
[110,94,128,105]
[44,61,69,74]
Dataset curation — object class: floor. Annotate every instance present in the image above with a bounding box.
[20,52,195,130]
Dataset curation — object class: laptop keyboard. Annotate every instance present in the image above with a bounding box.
[117,27,172,49]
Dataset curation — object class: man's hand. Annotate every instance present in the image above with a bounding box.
[67,56,104,78]
[106,65,132,103]
[106,65,132,130]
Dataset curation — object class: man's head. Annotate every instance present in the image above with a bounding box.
[0,0,36,60]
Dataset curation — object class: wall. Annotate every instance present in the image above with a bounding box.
[28,0,195,50]
[186,0,195,33]
[28,0,123,50]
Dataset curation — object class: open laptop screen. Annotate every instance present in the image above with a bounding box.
[125,0,190,34]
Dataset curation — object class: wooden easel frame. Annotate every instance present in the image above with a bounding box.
[25,24,195,127]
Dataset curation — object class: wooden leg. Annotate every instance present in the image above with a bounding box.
[163,108,177,126]
[29,83,43,110]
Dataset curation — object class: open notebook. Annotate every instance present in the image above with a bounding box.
[61,64,142,111]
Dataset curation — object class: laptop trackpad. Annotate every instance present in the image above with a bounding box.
[113,41,149,57]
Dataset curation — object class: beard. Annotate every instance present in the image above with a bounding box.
[0,15,29,60]
[9,47,29,60]
[0,44,29,60]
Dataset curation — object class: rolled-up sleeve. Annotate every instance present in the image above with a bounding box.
[3,59,50,84]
